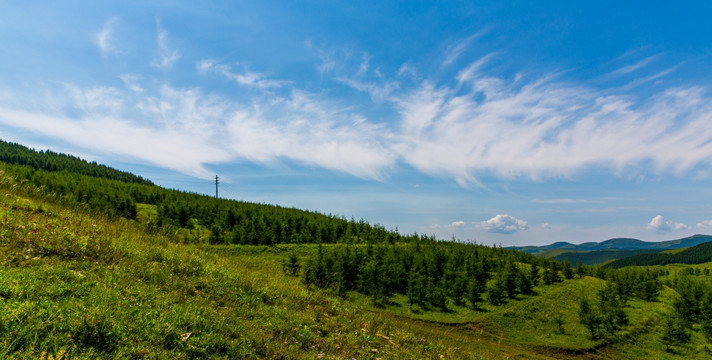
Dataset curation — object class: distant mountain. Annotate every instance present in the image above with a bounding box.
[605,240,712,268]
[510,234,712,254]
[550,249,662,266]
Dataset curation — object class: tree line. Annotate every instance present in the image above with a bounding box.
[0,142,412,245]
[658,273,712,350]
[297,241,573,310]
[0,139,153,185]
[605,241,712,268]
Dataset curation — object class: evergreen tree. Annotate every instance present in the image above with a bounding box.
[575,261,586,278]
[529,262,540,286]
[502,263,520,299]
[597,284,628,334]
[699,286,712,341]
[467,278,484,310]
[209,225,223,245]
[562,260,574,279]
[578,296,602,339]
[518,269,534,296]
[661,312,691,352]
[449,271,468,306]
[406,271,427,311]
[487,278,507,306]
[283,252,301,276]
[428,281,448,312]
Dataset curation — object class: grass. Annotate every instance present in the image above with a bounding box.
[0,172,498,359]
[2,169,712,359]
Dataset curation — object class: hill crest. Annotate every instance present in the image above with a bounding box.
[510,234,712,254]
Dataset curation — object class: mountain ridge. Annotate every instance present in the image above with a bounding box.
[510,234,712,254]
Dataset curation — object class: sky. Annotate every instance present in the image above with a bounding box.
[2,1,712,246]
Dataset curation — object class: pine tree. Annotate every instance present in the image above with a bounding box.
[562,260,574,279]
[487,277,507,306]
[283,252,301,276]
[575,262,586,278]
[700,289,712,341]
[518,269,534,296]
[578,296,602,339]
[428,281,448,312]
[597,284,628,334]
[406,271,427,311]
[467,278,484,310]
[661,312,690,352]
[529,262,540,286]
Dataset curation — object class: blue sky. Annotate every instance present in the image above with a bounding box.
[2,1,712,246]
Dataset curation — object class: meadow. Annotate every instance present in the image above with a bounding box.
[1,141,712,359]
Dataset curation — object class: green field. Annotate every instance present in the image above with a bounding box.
[2,143,712,359]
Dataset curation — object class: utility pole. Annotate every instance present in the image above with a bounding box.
[215,175,219,199]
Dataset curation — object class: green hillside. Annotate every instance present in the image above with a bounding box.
[0,139,406,246]
[606,241,712,268]
[513,235,712,255]
[2,142,712,358]
[552,249,662,266]
[0,139,153,186]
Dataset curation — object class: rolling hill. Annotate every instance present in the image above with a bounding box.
[2,139,712,359]
[605,240,712,268]
[511,235,712,254]
[510,235,712,265]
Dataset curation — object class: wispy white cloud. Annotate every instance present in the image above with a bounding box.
[456,53,498,85]
[449,220,466,227]
[151,22,181,69]
[477,214,528,234]
[118,74,144,93]
[442,30,489,67]
[392,60,712,185]
[0,80,394,180]
[197,60,288,89]
[617,65,679,91]
[223,89,395,179]
[336,76,399,102]
[96,17,120,55]
[697,220,712,229]
[608,54,660,77]
[3,44,712,187]
[646,215,690,233]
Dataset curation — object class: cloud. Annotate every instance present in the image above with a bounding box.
[118,74,144,93]
[197,60,288,89]
[0,81,394,180]
[541,223,552,229]
[96,17,120,55]
[608,54,660,78]
[5,41,712,187]
[617,65,679,91]
[646,215,690,233]
[478,214,528,234]
[151,22,181,69]
[336,76,399,102]
[697,220,712,229]
[392,61,712,185]
[223,89,395,179]
[449,221,466,227]
[442,30,489,67]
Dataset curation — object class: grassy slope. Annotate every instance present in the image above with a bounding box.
[0,171,572,359]
[2,170,712,359]
[0,174,459,359]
